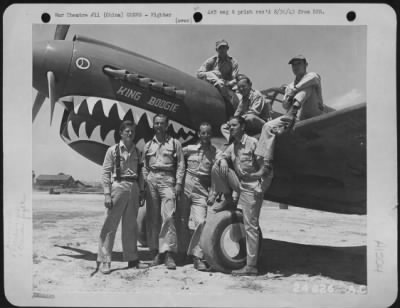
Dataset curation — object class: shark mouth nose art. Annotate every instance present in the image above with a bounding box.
[59,96,196,150]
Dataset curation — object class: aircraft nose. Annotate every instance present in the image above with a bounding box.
[33,40,73,96]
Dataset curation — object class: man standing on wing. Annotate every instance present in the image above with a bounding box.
[254,55,324,166]
[211,116,273,276]
[98,120,148,274]
[142,114,185,270]
[177,122,221,271]
[221,74,272,141]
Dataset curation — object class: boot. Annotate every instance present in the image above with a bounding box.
[193,257,208,272]
[212,194,237,212]
[151,251,164,267]
[100,262,111,274]
[164,252,176,270]
[231,265,258,276]
[128,260,149,269]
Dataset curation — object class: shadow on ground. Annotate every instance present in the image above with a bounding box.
[258,239,366,285]
[55,245,154,263]
[55,238,366,285]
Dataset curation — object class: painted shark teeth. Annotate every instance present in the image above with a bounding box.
[59,95,196,146]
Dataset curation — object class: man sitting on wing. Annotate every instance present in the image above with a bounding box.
[221,74,272,141]
[197,39,240,112]
[254,55,324,169]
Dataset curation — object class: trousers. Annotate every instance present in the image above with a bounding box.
[211,164,265,267]
[176,173,211,259]
[146,171,177,253]
[254,116,289,161]
[97,181,139,262]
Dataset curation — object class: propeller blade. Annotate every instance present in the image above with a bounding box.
[47,71,57,125]
[54,25,70,40]
[32,92,47,122]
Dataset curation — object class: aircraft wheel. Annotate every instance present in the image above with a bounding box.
[200,210,262,273]
[137,204,147,247]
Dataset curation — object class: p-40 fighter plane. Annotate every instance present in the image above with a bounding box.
[33,25,366,272]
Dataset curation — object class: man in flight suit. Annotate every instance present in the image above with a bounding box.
[142,114,185,270]
[211,116,273,276]
[254,55,324,166]
[177,122,221,271]
[98,120,147,274]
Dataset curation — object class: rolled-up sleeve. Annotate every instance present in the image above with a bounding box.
[102,146,114,194]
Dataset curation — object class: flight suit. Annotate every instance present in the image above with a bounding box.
[142,136,185,254]
[98,141,143,263]
[255,72,324,161]
[212,134,273,267]
[177,143,221,259]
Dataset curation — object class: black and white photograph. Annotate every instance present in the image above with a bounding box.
[3,4,397,307]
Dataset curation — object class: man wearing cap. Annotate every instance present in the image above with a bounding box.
[176,121,221,271]
[98,120,148,274]
[142,113,185,270]
[254,55,324,165]
[221,74,272,141]
[197,40,240,111]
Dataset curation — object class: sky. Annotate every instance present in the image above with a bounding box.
[32,24,366,182]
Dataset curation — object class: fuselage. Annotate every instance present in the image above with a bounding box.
[33,35,228,164]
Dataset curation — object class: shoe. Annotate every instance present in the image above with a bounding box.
[128,260,149,269]
[231,265,258,276]
[212,195,237,212]
[193,257,208,272]
[151,252,164,267]
[100,262,111,274]
[164,252,176,270]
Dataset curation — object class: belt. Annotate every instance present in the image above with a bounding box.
[114,176,137,183]
[149,169,174,174]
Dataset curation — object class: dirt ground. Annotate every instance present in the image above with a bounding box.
[32,192,366,298]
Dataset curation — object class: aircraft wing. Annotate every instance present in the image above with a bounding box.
[265,102,366,214]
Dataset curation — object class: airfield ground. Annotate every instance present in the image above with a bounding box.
[32,192,366,299]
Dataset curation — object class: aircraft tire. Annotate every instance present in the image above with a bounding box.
[137,204,147,247]
[200,209,262,273]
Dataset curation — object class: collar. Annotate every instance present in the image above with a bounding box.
[119,140,135,153]
[215,55,232,62]
[243,89,255,100]
[196,142,212,151]
[153,134,171,144]
[234,134,248,145]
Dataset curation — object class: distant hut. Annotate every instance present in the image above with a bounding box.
[36,173,75,188]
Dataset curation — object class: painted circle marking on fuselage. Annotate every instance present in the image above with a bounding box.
[75,57,91,70]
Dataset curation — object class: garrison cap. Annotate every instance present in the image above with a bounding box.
[216,39,229,49]
[288,55,308,64]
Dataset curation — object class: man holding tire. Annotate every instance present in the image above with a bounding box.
[211,116,273,276]
[177,122,221,271]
